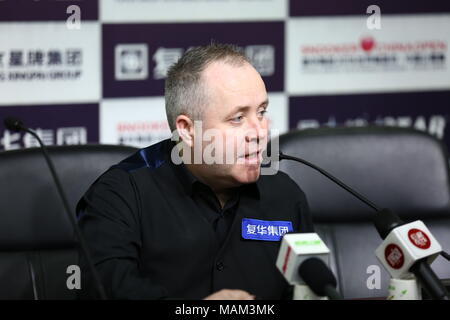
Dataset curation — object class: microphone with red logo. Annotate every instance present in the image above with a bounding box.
[279,151,450,300]
[373,209,446,299]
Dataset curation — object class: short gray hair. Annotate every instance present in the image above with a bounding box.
[165,43,250,132]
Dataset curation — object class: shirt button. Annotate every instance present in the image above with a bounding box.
[216,261,224,271]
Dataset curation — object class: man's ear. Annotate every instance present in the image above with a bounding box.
[175,115,194,147]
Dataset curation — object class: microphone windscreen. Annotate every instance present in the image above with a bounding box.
[3,117,24,132]
[298,257,337,296]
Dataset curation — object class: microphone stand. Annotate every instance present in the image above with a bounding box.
[4,118,107,300]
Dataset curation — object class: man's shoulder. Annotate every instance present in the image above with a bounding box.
[111,139,172,174]
[76,139,173,215]
[84,139,172,187]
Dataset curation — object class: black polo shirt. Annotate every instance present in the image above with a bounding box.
[77,138,311,300]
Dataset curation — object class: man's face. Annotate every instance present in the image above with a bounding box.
[194,60,269,188]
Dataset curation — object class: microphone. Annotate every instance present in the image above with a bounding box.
[278,151,450,300]
[3,117,107,300]
[276,232,343,299]
[298,257,342,300]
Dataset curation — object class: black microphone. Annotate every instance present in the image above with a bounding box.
[3,117,107,300]
[279,151,450,300]
[298,257,342,300]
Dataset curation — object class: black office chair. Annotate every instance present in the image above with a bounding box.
[0,144,138,299]
[276,126,450,299]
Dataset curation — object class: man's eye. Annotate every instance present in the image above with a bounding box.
[230,116,244,123]
[258,110,267,117]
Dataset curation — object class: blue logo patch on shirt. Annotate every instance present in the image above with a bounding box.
[241,218,293,241]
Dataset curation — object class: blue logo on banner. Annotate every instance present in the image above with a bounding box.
[241,218,293,241]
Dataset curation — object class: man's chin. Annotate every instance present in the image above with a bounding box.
[233,165,261,184]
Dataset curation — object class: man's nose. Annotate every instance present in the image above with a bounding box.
[245,117,267,143]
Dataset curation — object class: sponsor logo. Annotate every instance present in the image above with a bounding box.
[0,48,83,82]
[116,120,170,146]
[152,47,184,80]
[1,127,87,151]
[300,36,447,74]
[115,44,148,80]
[385,244,405,270]
[114,44,275,81]
[245,45,275,76]
[408,228,431,250]
[242,218,293,241]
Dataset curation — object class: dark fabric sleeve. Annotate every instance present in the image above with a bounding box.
[77,168,169,300]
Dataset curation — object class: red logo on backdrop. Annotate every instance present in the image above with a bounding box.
[360,37,375,52]
[408,228,431,249]
[385,244,404,269]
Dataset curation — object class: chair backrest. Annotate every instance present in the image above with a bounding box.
[0,144,137,299]
[277,126,450,299]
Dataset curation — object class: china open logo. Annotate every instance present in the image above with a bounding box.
[408,228,431,249]
[385,244,404,270]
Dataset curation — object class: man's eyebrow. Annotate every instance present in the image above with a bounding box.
[226,99,269,117]
[259,99,269,108]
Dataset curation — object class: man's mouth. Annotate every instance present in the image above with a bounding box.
[241,150,262,164]
[244,150,259,158]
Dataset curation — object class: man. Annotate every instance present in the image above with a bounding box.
[77,43,310,300]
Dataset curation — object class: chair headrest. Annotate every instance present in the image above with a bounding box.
[277,126,450,222]
[0,144,138,250]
